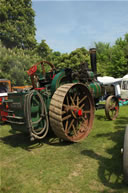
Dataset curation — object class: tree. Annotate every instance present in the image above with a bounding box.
[95,33,128,78]
[51,51,62,67]
[107,34,128,77]
[36,40,52,60]
[54,47,89,69]
[0,41,42,85]
[0,0,36,49]
[95,42,111,76]
[116,33,128,60]
[69,47,89,69]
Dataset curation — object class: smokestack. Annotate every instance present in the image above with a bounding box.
[89,48,97,74]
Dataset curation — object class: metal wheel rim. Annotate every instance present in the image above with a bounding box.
[105,95,119,120]
[49,83,94,142]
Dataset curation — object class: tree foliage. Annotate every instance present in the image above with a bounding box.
[95,42,111,76]
[36,40,52,60]
[52,47,90,69]
[107,45,127,77]
[95,34,128,77]
[0,0,127,85]
[0,41,41,85]
[0,0,36,49]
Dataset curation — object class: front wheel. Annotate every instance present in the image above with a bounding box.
[105,95,119,120]
[123,125,128,184]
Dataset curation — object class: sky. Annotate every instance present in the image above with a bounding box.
[32,0,128,53]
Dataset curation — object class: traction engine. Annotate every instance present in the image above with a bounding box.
[1,49,119,142]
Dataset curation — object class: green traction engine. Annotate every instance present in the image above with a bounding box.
[3,49,119,142]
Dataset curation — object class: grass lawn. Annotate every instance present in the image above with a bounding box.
[0,105,128,193]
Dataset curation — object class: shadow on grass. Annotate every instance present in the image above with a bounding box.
[95,114,107,121]
[0,121,6,126]
[81,116,128,190]
[1,127,72,151]
[114,116,128,130]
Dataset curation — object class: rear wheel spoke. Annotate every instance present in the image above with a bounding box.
[80,103,85,109]
[79,95,87,105]
[83,110,91,114]
[73,93,77,101]
[67,119,75,133]
[77,96,79,106]
[62,114,72,121]
[71,111,77,119]
[72,124,77,136]
[70,96,75,106]
[65,120,69,133]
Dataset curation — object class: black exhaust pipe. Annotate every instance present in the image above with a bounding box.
[89,48,97,74]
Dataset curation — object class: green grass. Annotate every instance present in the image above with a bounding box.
[0,105,128,193]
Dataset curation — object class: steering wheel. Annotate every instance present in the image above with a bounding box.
[27,61,56,88]
[27,61,56,76]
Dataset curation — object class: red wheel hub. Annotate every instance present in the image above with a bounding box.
[78,109,82,116]
[73,108,82,117]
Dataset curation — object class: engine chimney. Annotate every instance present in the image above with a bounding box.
[89,48,97,74]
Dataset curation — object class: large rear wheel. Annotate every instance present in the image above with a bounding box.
[49,83,94,142]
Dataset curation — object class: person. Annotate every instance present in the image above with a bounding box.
[0,83,8,93]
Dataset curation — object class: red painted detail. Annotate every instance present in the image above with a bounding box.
[27,65,37,76]
[0,97,2,106]
[50,74,55,80]
[78,109,82,116]
[73,109,77,112]
[115,106,118,110]
[2,117,7,121]
[0,97,8,106]
[1,110,8,121]
[34,87,45,91]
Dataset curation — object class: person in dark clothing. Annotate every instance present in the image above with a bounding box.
[0,83,8,93]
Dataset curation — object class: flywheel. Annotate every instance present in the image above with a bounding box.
[49,83,95,142]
